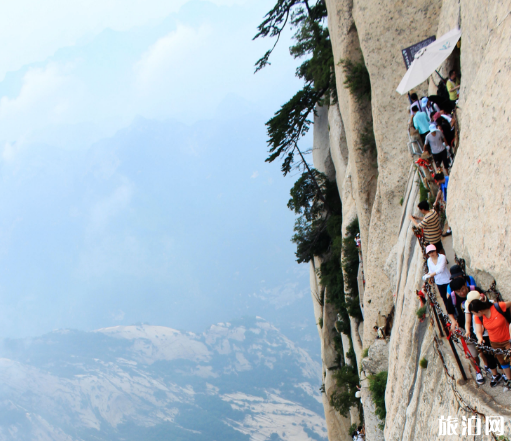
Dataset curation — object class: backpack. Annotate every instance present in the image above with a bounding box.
[451,276,476,306]
[437,80,449,101]
[493,302,511,324]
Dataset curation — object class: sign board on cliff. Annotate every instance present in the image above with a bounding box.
[402,36,436,69]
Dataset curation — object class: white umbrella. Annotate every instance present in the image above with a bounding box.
[396,28,462,95]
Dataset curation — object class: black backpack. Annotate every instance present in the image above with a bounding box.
[437,80,450,101]
[493,302,511,324]
[428,94,453,114]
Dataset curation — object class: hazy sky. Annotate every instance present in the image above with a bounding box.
[0,0,316,342]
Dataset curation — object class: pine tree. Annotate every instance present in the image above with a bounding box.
[254,0,336,177]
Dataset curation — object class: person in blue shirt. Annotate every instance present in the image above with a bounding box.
[409,104,430,144]
[434,172,452,236]
[446,265,475,304]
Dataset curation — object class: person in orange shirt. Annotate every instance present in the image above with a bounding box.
[469,299,511,387]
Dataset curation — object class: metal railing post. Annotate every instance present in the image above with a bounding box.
[447,335,468,382]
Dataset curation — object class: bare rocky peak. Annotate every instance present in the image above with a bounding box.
[0,318,325,441]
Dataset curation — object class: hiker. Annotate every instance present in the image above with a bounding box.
[433,172,451,236]
[424,124,449,175]
[409,93,422,113]
[447,278,489,382]
[469,298,511,387]
[446,265,473,299]
[409,200,445,254]
[448,277,475,330]
[447,277,489,385]
[434,112,455,147]
[355,233,361,248]
[446,70,460,104]
[427,94,451,113]
[409,105,430,144]
[352,425,365,441]
[373,325,385,339]
[465,290,503,387]
[423,244,452,310]
[421,97,439,117]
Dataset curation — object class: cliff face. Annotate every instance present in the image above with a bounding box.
[309,1,511,439]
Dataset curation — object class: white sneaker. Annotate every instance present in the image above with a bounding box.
[476,372,485,385]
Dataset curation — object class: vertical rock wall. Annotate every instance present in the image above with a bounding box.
[307,0,511,439]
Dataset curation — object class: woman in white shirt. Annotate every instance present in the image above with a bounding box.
[424,244,451,307]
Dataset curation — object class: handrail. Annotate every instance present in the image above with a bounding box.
[407,127,422,156]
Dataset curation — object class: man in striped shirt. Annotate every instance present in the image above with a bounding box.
[409,200,445,254]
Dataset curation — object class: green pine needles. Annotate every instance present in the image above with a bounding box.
[339,56,371,103]
[330,340,361,417]
[254,0,337,176]
[288,169,340,263]
[341,218,363,319]
[256,5,365,420]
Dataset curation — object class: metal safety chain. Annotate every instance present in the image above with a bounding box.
[411,225,504,439]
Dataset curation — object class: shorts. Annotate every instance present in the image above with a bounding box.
[432,149,450,171]
[482,336,498,370]
[490,340,511,366]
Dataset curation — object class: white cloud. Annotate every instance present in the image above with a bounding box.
[251,171,259,178]
[0,0,250,81]
[0,0,302,145]
[135,24,212,89]
[0,63,83,140]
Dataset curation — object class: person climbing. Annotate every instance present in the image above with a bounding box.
[446,265,473,300]
[428,93,453,114]
[465,291,503,387]
[424,124,449,175]
[373,325,385,339]
[409,105,430,144]
[448,277,476,330]
[469,298,511,388]
[433,172,451,236]
[423,245,452,315]
[351,425,365,441]
[421,97,439,117]
[409,93,422,114]
[447,278,487,383]
[409,201,445,254]
[446,69,460,104]
[434,112,455,149]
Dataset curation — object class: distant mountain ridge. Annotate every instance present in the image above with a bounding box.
[0,317,327,441]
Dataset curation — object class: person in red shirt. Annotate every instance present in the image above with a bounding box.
[469,299,511,386]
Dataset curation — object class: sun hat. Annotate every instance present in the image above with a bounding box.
[425,244,436,254]
[465,291,486,312]
[429,123,438,133]
[421,97,429,107]
[449,265,464,278]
